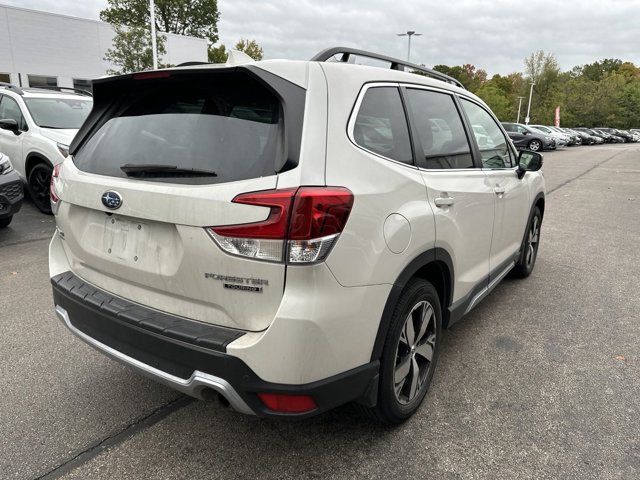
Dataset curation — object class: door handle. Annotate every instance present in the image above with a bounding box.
[494,186,506,196]
[434,196,454,207]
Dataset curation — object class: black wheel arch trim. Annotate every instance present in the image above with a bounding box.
[370,247,454,361]
[25,152,52,176]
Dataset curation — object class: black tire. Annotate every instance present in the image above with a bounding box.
[0,216,12,228]
[512,206,542,278]
[527,139,542,151]
[363,279,442,424]
[28,162,53,214]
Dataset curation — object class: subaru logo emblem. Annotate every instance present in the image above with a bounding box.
[101,191,122,210]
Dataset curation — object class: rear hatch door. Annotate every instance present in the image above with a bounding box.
[55,67,305,331]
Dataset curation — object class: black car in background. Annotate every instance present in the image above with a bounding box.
[0,153,23,228]
[565,128,598,145]
[596,128,634,142]
[578,128,621,143]
[501,122,556,151]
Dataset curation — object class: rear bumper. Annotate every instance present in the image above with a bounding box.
[52,271,379,418]
[0,172,24,219]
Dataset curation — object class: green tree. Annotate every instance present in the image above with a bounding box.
[208,44,227,63]
[432,64,486,93]
[234,38,264,61]
[100,0,220,45]
[207,39,265,63]
[104,25,167,74]
[579,59,624,81]
[523,51,561,124]
[475,83,510,119]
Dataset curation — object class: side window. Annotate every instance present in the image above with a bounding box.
[502,123,515,133]
[353,87,413,164]
[405,89,473,169]
[0,96,25,129]
[461,99,514,169]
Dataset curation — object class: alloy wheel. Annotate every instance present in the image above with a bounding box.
[526,215,540,267]
[29,165,52,213]
[394,300,436,405]
[529,140,541,151]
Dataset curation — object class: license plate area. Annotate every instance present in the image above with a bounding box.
[103,216,147,262]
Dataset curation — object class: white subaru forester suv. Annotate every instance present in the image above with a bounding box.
[50,48,545,424]
[0,83,93,213]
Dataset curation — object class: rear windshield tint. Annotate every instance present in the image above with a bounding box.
[73,72,285,184]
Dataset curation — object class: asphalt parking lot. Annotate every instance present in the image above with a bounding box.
[1,144,638,480]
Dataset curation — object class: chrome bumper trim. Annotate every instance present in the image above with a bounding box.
[55,305,254,415]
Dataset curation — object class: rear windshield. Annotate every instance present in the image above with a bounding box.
[73,72,284,184]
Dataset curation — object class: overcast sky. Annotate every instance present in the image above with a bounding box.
[5,0,640,74]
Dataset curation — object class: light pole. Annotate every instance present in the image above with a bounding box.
[149,0,158,69]
[525,82,535,125]
[516,96,525,123]
[397,31,422,62]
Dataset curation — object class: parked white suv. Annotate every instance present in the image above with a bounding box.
[0,83,93,213]
[49,48,545,423]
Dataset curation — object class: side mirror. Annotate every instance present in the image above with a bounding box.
[517,150,543,179]
[0,118,20,134]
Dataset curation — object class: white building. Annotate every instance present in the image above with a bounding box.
[0,4,208,90]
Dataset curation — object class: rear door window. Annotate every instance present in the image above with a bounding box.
[405,88,473,169]
[352,86,413,164]
[73,72,287,185]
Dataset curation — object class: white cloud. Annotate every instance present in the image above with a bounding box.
[4,0,640,74]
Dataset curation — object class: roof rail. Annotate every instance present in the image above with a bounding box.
[31,86,93,97]
[0,82,24,95]
[310,47,465,89]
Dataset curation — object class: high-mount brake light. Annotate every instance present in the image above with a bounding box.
[133,71,171,80]
[209,187,354,264]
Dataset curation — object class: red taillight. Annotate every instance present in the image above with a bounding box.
[50,163,62,203]
[288,187,354,240]
[257,393,317,414]
[209,187,354,263]
[211,188,297,239]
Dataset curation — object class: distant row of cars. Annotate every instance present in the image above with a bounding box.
[501,122,640,151]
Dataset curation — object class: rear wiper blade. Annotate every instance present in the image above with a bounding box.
[120,164,217,177]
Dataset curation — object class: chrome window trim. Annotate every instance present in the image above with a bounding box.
[346,82,418,169]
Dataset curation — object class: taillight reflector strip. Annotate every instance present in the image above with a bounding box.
[257,393,317,414]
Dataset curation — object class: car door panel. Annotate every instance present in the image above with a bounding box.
[421,170,493,302]
[460,98,530,277]
[403,87,493,305]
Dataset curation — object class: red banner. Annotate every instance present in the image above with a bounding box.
[555,106,560,127]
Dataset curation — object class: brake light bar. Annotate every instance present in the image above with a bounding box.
[133,71,171,80]
[209,187,354,264]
